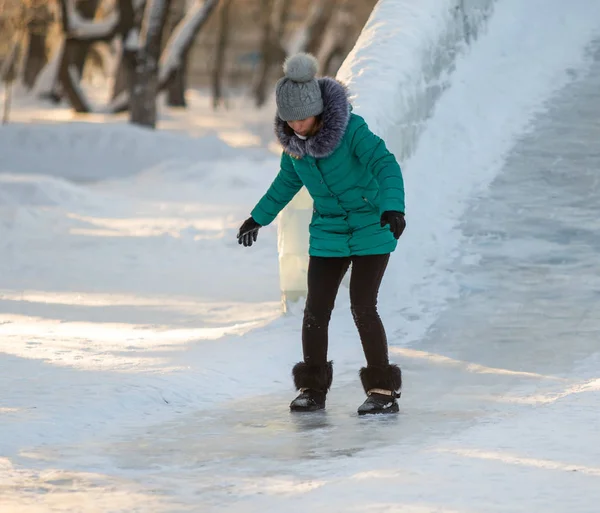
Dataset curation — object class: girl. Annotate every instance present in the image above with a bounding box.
[237,53,406,415]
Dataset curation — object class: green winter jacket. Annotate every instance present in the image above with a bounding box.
[251,78,405,258]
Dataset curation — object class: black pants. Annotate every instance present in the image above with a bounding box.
[302,254,390,367]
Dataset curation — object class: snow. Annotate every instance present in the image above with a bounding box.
[124,28,140,51]
[1,0,600,511]
[337,0,494,155]
[0,122,241,181]
[68,4,119,40]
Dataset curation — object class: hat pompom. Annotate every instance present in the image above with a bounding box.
[283,53,319,83]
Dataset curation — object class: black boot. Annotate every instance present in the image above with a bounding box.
[290,361,333,412]
[357,363,402,415]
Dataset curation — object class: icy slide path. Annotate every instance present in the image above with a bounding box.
[87,38,600,512]
[2,2,600,513]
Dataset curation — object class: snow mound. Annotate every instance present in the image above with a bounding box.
[0,173,120,238]
[0,122,239,182]
[0,174,105,209]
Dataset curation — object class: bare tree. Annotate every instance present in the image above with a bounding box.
[0,0,54,89]
[110,0,143,101]
[317,0,355,77]
[71,0,102,78]
[112,0,220,112]
[288,0,337,56]
[129,0,172,127]
[26,0,218,115]
[56,0,123,112]
[166,51,187,106]
[253,0,339,108]
[22,1,54,88]
[253,0,290,107]
[1,35,21,124]
[158,0,219,94]
[163,0,186,106]
[212,0,232,109]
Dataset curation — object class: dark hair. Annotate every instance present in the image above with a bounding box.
[282,114,324,137]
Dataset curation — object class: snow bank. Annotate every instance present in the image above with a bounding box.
[0,122,239,182]
[371,0,600,345]
[0,174,107,209]
[338,0,495,160]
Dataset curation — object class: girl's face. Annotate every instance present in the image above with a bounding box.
[287,116,317,137]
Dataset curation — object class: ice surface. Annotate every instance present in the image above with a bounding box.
[1,0,600,511]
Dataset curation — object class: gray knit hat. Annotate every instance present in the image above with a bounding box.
[275,53,324,121]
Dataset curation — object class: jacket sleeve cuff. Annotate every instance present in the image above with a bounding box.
[380,199,406,216]
[250,205,275,227]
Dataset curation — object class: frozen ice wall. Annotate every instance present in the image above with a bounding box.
[338,0,495,159]
[377,0,600,345]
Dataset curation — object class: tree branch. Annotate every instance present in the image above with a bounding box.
[158,0,219,87]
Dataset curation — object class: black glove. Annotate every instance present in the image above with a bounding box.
[380,211,406,240]
[237,217,261,247]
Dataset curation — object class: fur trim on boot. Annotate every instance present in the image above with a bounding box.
[359,363,402,395]
[292,361,333,392]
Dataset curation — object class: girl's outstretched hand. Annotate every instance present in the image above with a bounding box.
[380,211,406,240]
[237,217,261,247]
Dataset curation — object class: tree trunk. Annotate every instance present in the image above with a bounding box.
[23,28,48,89]
[167,61,187,107]
[71,0,102,78]
[130,0,172,128]
[2,35,21,123]
[163,0,187,107]
[2,66,16,125]
[289,0,337,56]
[55,0,125,111]
[111,0,220,114]
[59,40,93,112]
[306,1,337,56]
[111,0,142,101]
[34,39,64,103]
[3,81,12,125]
[253,0,290,107]
[253,0,273,108]
[317,0,353,77]
[212,0,232,110]
[158,0,220,88]
[111,51,133,100]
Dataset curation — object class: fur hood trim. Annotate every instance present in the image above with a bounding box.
[274,77,351,159]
